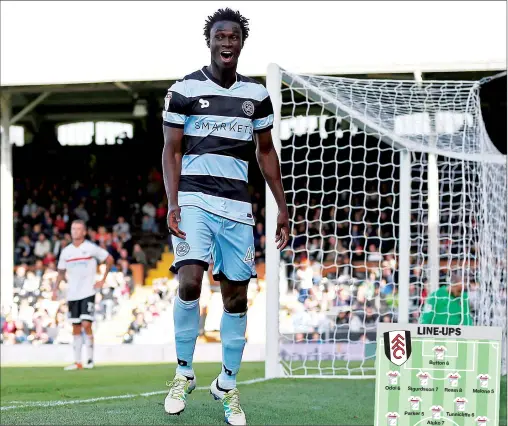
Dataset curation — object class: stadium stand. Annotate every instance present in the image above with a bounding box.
[2,165,488,347]
[2,71,504,351]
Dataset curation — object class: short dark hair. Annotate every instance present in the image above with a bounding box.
[204,8,250,48]
[71,219,86,229]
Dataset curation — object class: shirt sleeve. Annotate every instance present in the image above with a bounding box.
[461,293,473,325]
[162,80,190,129]
[92,244,110,263]
[252,88,274,133]
[57,251,66,270]
[419,293,436,324]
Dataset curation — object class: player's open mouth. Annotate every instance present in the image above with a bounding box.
[220,51,234,62]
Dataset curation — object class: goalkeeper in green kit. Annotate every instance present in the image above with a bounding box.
[420,274,473,325]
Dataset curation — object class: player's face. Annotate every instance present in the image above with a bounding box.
[210,21,242,69]
[71,223,86,241]
[450,283,465,297]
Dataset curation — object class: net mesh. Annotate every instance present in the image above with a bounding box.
[276,70,507,377]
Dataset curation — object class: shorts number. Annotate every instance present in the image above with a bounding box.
[244,246,254,263]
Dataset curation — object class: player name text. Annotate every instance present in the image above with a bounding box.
[429,360,449,365]
[404,411,424,416]
[473,388,493,394]
[444,387,462,393]
[446,412,473,417]
[417,326,462,336]
[427,421,443,425]
[385,385,400,391]
[408,386,437,392]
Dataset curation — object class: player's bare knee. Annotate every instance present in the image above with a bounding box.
[72,324,82,335]
[178,265,204,301]
[223,293,248,314]
[82,321,93,334]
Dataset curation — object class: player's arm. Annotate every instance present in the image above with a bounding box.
[94,245,114,289]
[461,292,473,326]
[253,90,289,250]
[162,126,186,239]
[95,255,114,289]
[419,292,436,324]
[161,84,189,240]
[52,269,66,301]
[254,130,289,250]
[53,253,67,300]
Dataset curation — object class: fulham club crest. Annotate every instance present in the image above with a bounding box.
[384,330,412,366]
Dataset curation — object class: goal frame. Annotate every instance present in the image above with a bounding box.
[263,63,505,379]
[264,63,414,378]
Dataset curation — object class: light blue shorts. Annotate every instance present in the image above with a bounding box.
[169,206,257,284]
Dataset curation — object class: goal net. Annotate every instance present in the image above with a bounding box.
[264,65,507,378]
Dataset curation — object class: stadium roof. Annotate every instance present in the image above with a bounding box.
[1,1,506,88]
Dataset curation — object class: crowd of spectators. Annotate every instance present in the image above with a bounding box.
[276,187,486,343]
[2,166,490,348]
[2,172,157,346]
[122,278,176,344]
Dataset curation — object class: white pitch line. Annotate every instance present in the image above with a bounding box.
[0,377,271,412]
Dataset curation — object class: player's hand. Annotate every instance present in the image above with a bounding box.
[275,209,290,250]
[94,279,105,289]
[167,204,186,239]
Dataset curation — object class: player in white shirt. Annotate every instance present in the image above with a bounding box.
[55,220,113,370]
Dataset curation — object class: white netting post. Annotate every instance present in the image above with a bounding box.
[414,72,440,294]
[265,63,284,379]
[0,94,14,312]
[426,119,441,294]
[397,149,411,324]
[270,65,506,378]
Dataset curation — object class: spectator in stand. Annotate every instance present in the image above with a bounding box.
[96,226,112,246]
[22,198,38,218]
[16,236,34,264]
[113,216,131,239]
[366,243,383,262]
[296,259,314,303]
[141,214,157,233]
[74,202,90,223]
[34,260,45,278]
[131,312,147,333]
[42,251,57,267]
[34,234,51,260]
[142,201,156,219]
[133,244,147,267]
[50,234,62,258]
[118,248,131,264]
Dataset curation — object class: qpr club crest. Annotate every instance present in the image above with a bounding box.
[242,100,255,117]
[384,330,412,366]
[164,91,172,110]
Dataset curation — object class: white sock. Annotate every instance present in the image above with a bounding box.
[73,335,83,364]
[84,334,94,363]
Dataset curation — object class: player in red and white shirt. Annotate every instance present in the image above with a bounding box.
[431,405,444,419]
[55,220,113,370]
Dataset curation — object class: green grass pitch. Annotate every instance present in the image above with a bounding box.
[1,362,505,425]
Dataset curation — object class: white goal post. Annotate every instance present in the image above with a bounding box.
[264,63,507,379]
